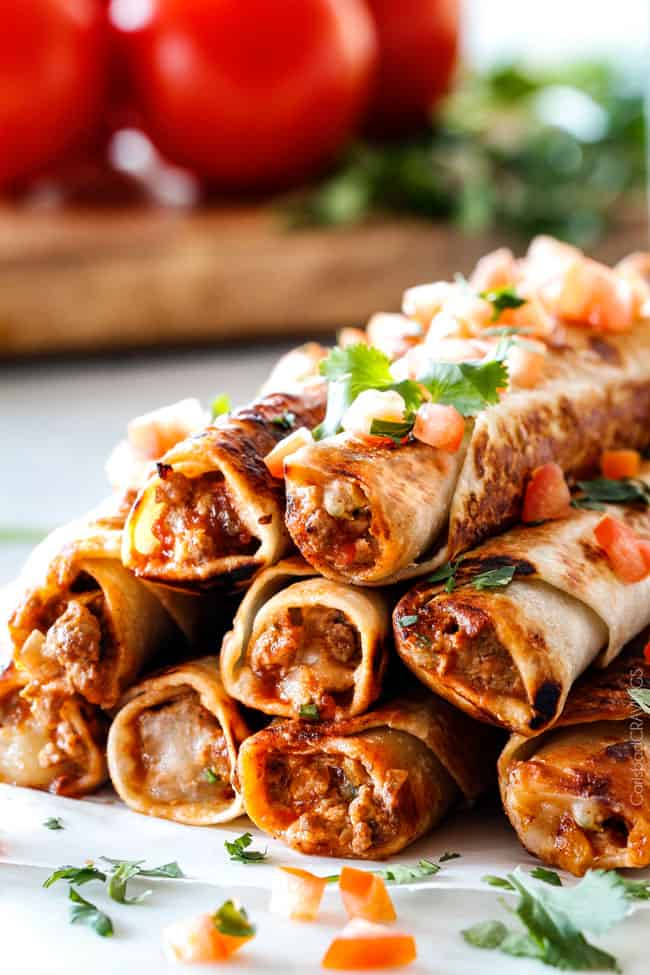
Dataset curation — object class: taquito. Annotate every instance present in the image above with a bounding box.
[0,664,107,796]
[122,384,326,588]
[393,477,650,735]
[108,657,248,825]
[285,325,650,585]
[499,640,650,875]
[238,691,501,859]
[221,557,389,719]
[8,497,189,709]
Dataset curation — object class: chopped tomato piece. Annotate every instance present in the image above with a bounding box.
[339,327,368,348]
[322,919,416,970]
[339,867,396,923]
[506,341,546,389]
[339,540,360,565]
[524,236,583,287]
[615,252,650,317]
[636,539,650,573]
[412,403,464,453]
[264,427,313,479]
[163,912,253,964]
[469,247,518,292]
[521,463,571,524]
[270,866,327,921]
[600,449,641,480]
[402,281,454,327]
[555,257,635,333]
[594,516,650,584]
[644,640,650,665]
[498,290,556,339]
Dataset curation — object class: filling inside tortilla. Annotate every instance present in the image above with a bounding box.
[152,470,259,567]
[132,689,235,806]
[15,583,118,706]
[0,683,89,789]
[246,604,362,715]
[503,721,650,875]
[292,478,378,572]
[262,729,453,857]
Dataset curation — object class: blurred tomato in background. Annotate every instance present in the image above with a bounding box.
[0,0,109,191]
[363,0,460,135]
[114,0,378,190]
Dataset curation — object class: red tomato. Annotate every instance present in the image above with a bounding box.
[413,403,464,452]
[600,449,641,480]
[0,0,108,191]
[521,463,571,524]
[594,515,650,584]
[363,0,459,135]
[116,0,378,190]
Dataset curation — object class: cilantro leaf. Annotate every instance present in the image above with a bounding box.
[213,900,255,938]
[418,359,508,416]
[575,478,650,507]
[369,417,414,442]
[483,874,515,890]
[43,817,64,831]
[480,285,527,321]
[203,767,220,784]
[44,865,106,888]
[397,614,419,628]
[106,862,151,905]
[225,833,268,864]
[377,859,441,885]
[463,920,511,949]
[299,703,321,721]
[314,345,422,440]
[439,851,462,863]
[531,867,563,886]
[271,411,296,430]
[471,564,517,590]
[629,688,650,714]
[211,393,231,419]
[428,559,461,592]
[69,888,113,938]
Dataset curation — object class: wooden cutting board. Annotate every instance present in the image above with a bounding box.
[0,201,645,357]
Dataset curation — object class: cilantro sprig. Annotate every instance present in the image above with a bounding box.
[429,558,520,593]
[325,854,454,886]
[572,477,650,511]
[225,833,268,864]
[313,343,508,441]
[69,888,114,938]
[480,285,527,321]
[465,867,649,971]
[213,900,256,938]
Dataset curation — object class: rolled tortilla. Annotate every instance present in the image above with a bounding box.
[107,657,249,825]
[238,691,502,859]
[0,664,108,796]
[122,385,326,588]
[285,325,650,585]
[499,639,650,875]
[393,475,650,735]
[221,558,389,719]
[8,497,191,709]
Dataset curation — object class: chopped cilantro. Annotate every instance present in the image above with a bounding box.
[299,703,321,721]
[397,614,419,628]
[213,900,255,938]
[480,285,527,321]
[203,767,220,784]
[471,564,517,590]
[225,833,268,864]
[43,817,64,831]
[68,888,113,938]
[271,411,296,430]
[211,393,231,419]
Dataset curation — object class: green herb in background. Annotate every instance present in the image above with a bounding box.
[286,61,645,247]
[211,393,231,419]
[0,527,49,545]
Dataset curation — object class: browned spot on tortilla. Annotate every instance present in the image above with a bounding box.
[604,741,637,761]
[588,335,622,366]
[529,681,562,731]
[575,772,611,798]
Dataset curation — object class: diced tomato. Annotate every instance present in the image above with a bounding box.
[342,389,407,438]
[524,236,583,288]
[401,281,454,328]
[521,463,571,524]
[469,247,518,292]
[339,867,396,923]
[554,257,636,333]
[600,449,641,480]
[644,640,650,665]
[270,866,327,921]
[615,252,650,317]
[339,327,369,348]
[637,539,650,573]
[594,515,650,584]
[498,290,556,339]
[423,334,491,363]
[366,312,422,361]
[506,341,546,389]
[412,403,464,453]
[163,913,253,964]
[339,540,360,565]
[322,919,416,970]
[264,427,313,479]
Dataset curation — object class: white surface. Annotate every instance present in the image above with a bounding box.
[1,785,649,975]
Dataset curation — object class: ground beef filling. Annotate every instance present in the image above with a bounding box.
[135,691,234,805]
[152,470,258,564]
[300,480,378,572]
[248,605,362,713]
[411,598,525,700]
[40,596,113,704]
[266,750,402,855]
